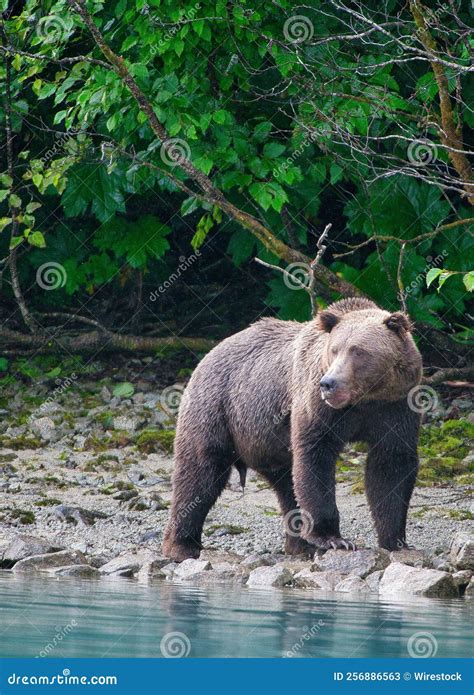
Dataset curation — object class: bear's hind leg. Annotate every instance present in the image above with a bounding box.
[163,447,231,562]
[261,468,314,557]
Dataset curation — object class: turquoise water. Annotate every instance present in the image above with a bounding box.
[0,573,472,658]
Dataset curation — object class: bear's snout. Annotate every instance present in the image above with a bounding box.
[320,375,337,393]
[320,373,351,409]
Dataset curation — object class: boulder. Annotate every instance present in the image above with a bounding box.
[295,569,345,590]
[113,415,144,433]
[53,565,100,578]
[365,570,384,593]
[465,578,474,598]
[173,559,212,581]
[313,549,389,578]
[450,533,474,571]
[452,570,472,588]
[389,549,426,567]
[335,575,371,593]
[30,417,55,441]
[100,549,168,577]
[379,562,458,598]
[246,564,293,588]
[13,550,86,573]
[54,505,108,526]
[2,534,63,563]
[240,554,273,571]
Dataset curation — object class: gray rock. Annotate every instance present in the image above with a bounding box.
[365,570,384,592]
[293,569,344,590]
[113,415,144,433]
[2,535,63,563]
[379,562,458,598]
[452,570,472,587]
[450,532,474,570]
[335,575,371,593]
[101,386,112,403]
[30,417,55,441]
[13,550,86,573]
[313,549,389,578]
[173,559,212,581]
[53,564,100,578]
[389,549,426,567]
[161,562,178,579]
[246,564,293,588]
[100,549,168,577]
[54,505,108,526]
[240,553,272,571]
[465,578,474,597]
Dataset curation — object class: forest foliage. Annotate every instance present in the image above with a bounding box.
[0,0,472,345]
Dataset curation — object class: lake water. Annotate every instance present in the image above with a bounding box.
[0,573,472,659]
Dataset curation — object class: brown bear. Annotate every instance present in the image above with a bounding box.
[163,297,422,562]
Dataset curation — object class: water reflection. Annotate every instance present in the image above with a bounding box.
[0,572,472,658]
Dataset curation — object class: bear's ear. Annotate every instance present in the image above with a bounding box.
[317,310,340,333]
[384,312,412,334]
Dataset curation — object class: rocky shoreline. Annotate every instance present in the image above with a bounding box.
[1,531,473,600]
[0,359,473,600]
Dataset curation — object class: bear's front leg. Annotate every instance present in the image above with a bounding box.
[292,429,356,551]
[365,439,418,551]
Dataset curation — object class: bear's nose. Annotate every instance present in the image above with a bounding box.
[320,376,337,393]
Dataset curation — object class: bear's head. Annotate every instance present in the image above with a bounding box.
[316,305,422,409]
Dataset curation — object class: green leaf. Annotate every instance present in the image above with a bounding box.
[26,202,41,213]
[426,268,443,288]
[463,271,474,292]
[213,110,228,125]
[8,194,21,208]
[191,214,214,250]
[0,217,12,232]
[0,357,8,372]
[28,231,46,248]
[113,382,135,398]
[263,142,285,158]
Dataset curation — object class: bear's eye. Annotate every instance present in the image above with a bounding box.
[350,346,366,358]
